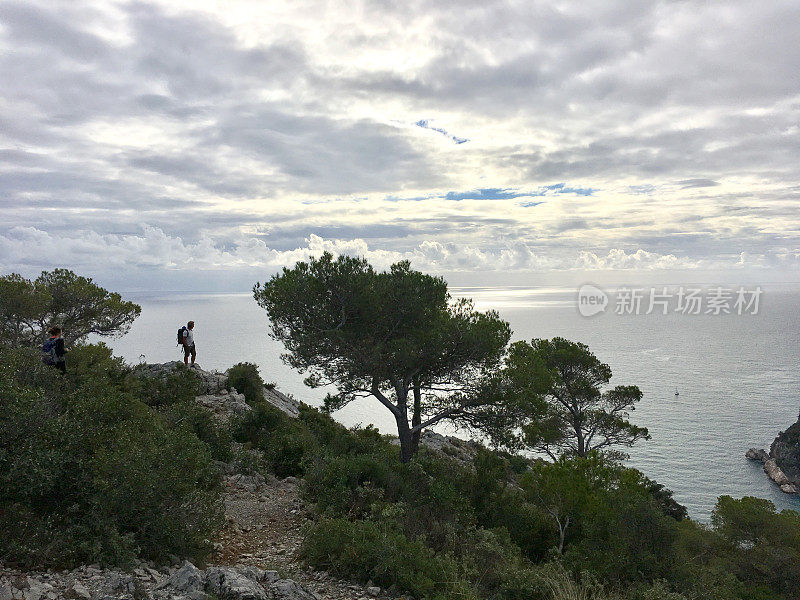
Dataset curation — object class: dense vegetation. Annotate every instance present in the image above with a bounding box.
[230,367,800,600]
[2,264,798,599]
[2,345,799,598]
[0,344,225,568]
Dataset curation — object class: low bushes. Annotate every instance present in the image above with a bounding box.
[226,362,265,404]
[0,345,223,568]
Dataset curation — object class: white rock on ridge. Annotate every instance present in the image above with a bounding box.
[196,390,251,420]
[135,362,227,395]
[263,387,301,418]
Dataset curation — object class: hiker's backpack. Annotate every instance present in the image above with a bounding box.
[177,325,187,346]
[42,338,57,365]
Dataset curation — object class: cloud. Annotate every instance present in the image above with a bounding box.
[677,179,720,189]
[1,0,799,286]
[2,227,780,284]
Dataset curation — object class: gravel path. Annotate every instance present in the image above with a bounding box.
[213,475,394,600]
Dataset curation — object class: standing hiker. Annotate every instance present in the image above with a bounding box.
[181,320,196,366]
[43,326,66,373]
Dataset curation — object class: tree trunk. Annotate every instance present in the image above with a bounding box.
[397,415,415,463]
[557,514,569,554]
[395,384,415,463]
[410,381,422,455]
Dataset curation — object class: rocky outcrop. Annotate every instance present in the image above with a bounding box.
[264,387,301,418]
[136,363,301,421]
[746,418,800,494]
[745,448,769,463]
[0,563,322,600]
[136,362,228,395]
[770,419,800,486]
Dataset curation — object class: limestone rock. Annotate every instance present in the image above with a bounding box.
[763,458,790,486]
[22,578,53,600]
[392,431,484,467]
[196,391,251,420]
[64,582,91,600]
[204,567,267,600]
[136,362,227,395]
[263,387,300,418]
[269,579,318,600]
[166,562,204,593]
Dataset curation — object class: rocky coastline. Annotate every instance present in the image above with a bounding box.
[746,417,800,495]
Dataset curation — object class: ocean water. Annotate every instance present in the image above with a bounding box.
[102,284,800,520]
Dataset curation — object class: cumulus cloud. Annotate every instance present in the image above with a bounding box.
[2,227,776,284]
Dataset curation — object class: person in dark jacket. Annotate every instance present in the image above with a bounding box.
[43,326,67,373]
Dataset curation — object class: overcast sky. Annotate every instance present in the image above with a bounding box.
[1,0,799,290]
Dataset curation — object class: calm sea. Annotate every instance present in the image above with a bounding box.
[102,284,800,520]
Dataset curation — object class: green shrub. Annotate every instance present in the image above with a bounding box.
[263,425,318,478]
[0,346,223,568]
[231,400,289,444]
[226,362,265,404]
[132,363,199,407]
[164,401,233,462]
[302,517,466,599]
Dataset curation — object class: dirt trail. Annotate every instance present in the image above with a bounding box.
[213,475,391,600]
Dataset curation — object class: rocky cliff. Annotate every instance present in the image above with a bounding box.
[770,419,800,487]
[746,416,800,494]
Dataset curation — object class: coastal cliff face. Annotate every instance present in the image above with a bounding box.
[746,416,800,494]
[771,419,800,486]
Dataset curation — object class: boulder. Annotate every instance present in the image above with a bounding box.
[269,579,318,600]
[166,562,204,593]
[64,582,91,600]
[21,578,53,600]
[196,390,251,420]
[0,582,17,600]
[204,567,267,600]
[745,448,769,462]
